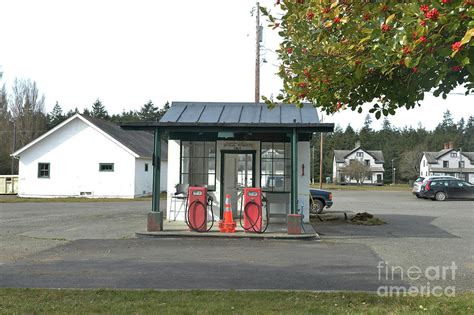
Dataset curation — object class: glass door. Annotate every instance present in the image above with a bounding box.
[221,151,255,218]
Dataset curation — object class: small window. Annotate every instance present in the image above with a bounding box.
[459,161,465,168]
[423,160,426,167]
[145,163,149,172]
[99,163,114,172]
[356,152,363,157]
[38,163,50,178]
[365,159,370,166]
[450,152,457,158]
[443,161,449,168]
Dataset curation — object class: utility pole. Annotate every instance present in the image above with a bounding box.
[391,159,395,185]
[255,2,261,103]
[11,120,16,174]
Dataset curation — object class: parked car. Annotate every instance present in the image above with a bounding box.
[419,178,474,201]
[309,189,333,214]
[413,175,457,198]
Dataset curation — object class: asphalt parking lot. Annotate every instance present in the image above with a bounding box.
[0,191,472,291]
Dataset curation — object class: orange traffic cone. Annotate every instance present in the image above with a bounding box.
[219,194,236,233]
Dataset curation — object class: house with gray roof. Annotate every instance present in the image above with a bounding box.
[12,113,167,198]
[420,142,474,183]
[333,141,385,185]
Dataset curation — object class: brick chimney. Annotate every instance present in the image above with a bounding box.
[443,143,449,150]
[355,140,361,148]
[448,142,454,149]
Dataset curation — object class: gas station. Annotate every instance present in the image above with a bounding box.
[124,101,334,236]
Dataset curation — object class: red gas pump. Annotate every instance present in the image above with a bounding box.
[186,186,213,232]
[241,187,269,233]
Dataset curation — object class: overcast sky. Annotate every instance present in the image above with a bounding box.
[0,0,472,130]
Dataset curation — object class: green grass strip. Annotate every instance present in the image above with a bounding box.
[0,289,472,314]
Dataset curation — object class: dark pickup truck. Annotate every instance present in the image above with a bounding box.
[309,189,333,214]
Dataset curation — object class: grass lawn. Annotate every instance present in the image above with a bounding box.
[0,289,472,314]
[311,183,411,192]
[0,193,167,203]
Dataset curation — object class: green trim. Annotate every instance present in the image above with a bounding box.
[178,141,217,192]
[152,129,161,212]
[260,142,291,193]
[99,163,114,172]
[291,128,298,214]
[37,163,50,178]
[219,150,256,217]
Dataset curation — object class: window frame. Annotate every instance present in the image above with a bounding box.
[145,163,149,172]
[179,141,217,191]
[442,161,449,168]
[356,152,363,158]
[37,163,50,178]
[99,163,114,172]
[260,141,291,193]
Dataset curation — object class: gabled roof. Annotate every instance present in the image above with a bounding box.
[12,114,167,160]
[423,149,473,164]
[334,147,384,164]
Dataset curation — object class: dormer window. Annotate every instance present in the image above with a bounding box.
[450,152,457,158]
[356,152,363,157]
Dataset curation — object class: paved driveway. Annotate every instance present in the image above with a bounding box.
[0,191,472,291]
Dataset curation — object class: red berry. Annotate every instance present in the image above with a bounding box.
[336,101,342,110]
[303,68,310,78]
[419,36,427,43]
[306,11,315,21]
[420,20,427,26]
[420,5,429,13]
[363,13,370,21]
[298,82,307,88]
[451,66,463,72]
[425,8,439,20]
[402,46,411,55]
[355,59,361,66]
[442,0,450,4]
[322,7,330,14]
[381,23,391,32]
[412,67,418,73]
[333,16,341,23]
[381,5,389,12]
[272,22,280,29]
[451,41,462,52]
[287,47,293,54]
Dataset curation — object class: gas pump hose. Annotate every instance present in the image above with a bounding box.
[184,197,214,233]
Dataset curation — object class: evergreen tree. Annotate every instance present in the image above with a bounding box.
[47,101,65,129]
[138,100,159,121]
[91,99,108,119]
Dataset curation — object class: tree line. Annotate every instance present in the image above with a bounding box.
[0,74,169,175]
[311,112,474,184]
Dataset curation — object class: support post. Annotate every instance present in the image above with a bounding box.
[148,128,163,231]
[291,128,298,214]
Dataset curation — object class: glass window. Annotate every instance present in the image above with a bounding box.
[459,161,465,168]
[356,152,363,157]
[261,142,291,192]
[180,141,216,190]
[450,152,457,157]
[443,161,449,168]
[145,163,149,172]
[38,163,50,178]
[99,163,114,172]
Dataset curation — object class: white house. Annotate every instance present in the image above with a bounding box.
[123,102,334,227]
[12,114,168,198]
[420,142,474,183]
[333,142,385,185]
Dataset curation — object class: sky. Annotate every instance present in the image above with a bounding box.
[0,0,472,131]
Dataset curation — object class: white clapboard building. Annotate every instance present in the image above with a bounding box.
[12,114,167,198]
[420,142,474,183]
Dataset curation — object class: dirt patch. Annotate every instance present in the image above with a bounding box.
[350,212,385,225]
